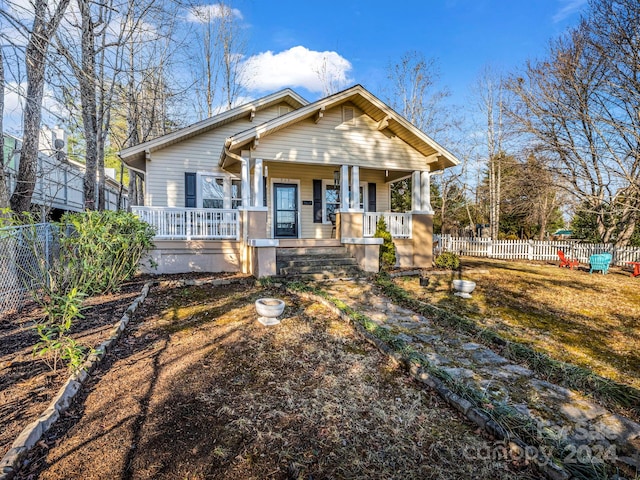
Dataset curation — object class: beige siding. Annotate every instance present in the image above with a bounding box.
[146,104,288,206]
[252,104,430,171]
[266,163,390,239]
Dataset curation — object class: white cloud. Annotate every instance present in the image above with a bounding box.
[186,3,243,23]
[241,46,352,94]
[552,0,588,23]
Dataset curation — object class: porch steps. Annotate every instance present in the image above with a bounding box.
[276,246,363,280]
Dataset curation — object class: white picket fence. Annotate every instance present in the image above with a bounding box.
[434,235,640,266]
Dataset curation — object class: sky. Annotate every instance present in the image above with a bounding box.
[2,0,590,134]
[234,0,589,103]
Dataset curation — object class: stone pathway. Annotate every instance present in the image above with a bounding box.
[318,279,640,475]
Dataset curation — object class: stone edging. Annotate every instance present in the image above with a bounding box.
[0,282,153,480]
[292,288,571,480]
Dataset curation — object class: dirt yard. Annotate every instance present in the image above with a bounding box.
[9,279,536,479]
[0,279,148,459]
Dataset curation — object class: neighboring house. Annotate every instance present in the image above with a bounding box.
[2,131,127,217]
[119,85,459,277]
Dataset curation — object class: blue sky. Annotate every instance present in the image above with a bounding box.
[2,0,590,134]
[235,0,589,105]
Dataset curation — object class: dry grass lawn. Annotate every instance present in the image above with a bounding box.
[395,258,640,390]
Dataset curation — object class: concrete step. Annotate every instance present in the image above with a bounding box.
[280,265,362,276]
[282,271,365,281]
[282,257,358,268]
[277,247,349,257]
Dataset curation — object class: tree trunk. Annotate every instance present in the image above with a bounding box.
[0,47,9,209]
[9,0,71,215]
[77,0,98,210]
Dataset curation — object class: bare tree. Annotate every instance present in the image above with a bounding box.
[385,51,453,139]
[0,46,8,209]
[190,2,246,117]
[506,0,640,246]
[1,0,72,214]
[471,66,509,240]
[315,55,348,97]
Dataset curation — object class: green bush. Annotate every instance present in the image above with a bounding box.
[434,252,460,270]
[11,210,155,373]
[374,217,396,270]
[59,210,155,295]
[34,288,88,372]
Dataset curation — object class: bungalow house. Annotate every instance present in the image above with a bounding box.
[119,85,459,277]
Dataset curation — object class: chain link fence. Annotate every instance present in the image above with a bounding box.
[0,223,59,316]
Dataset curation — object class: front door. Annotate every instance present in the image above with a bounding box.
[274,183,298,237]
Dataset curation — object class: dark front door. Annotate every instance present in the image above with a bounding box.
[274,183,298,237]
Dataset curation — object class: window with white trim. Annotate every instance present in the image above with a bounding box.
[201,175,224,209]
[322,180,367,222]
[231,179,242,209]
[198,173,241,209]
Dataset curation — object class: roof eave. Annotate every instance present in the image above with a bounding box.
[119,89,309,162]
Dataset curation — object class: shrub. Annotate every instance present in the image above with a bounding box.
[374,217,396,270]
[59,210,155,295]
[434,252,460,270]
[33,288,88,372]
[11,210,155,373]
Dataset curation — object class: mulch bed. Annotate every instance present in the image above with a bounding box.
[8,279,535,479]
[0,273,240,462]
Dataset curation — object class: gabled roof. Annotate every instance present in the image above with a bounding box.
[221,84,459,172]
[118,89,308,171]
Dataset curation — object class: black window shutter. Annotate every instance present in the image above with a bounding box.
[185,172,196,207]
[263,177,268,207]
[368,183,377,212]
[313,179,322,223]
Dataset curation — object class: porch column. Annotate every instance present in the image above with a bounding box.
[241,157,251,209]
[420,171,433,214]
[340,164,349,211]
[252,158,264,208]
[411,171,421,211]
[223,180,232,209]
[350,165,360,210]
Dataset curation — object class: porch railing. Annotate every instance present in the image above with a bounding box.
[363,212,412,239]
[131,206,239,240]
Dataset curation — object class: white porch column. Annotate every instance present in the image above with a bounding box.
[350,165,360,210]
[411,171,421,212]
[420,171,433,213]
[241,157,251,209]
[223,179,232,209]
[253,158,264,208]
[340,164,349,211]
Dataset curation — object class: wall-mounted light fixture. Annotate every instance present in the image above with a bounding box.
[334,170,340,186]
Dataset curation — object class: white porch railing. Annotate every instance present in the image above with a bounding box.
[363,212,412,239]
[132,206,239,240]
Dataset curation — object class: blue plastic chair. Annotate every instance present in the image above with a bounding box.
[589,253,612,274]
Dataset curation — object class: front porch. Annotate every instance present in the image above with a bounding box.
[132,163,437,277]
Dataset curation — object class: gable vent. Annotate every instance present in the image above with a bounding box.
[278,105,293,116]
[342,106,355,125]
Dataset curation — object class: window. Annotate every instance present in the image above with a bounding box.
[201,175,224,209]
[231,179,242,209]
[322,180,367,222]
[197,173,242,209]
[325,184,340,223]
